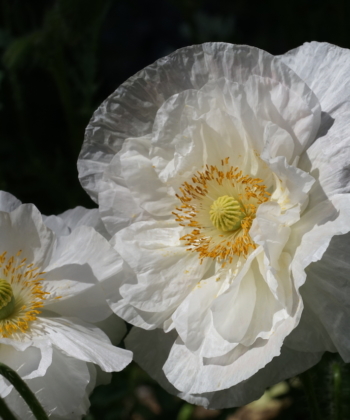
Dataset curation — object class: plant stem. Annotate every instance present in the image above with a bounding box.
[332,362,342,420]
[299,370,323,420]
[0,363,49,420]
[0,396,17,420]
[176,403,195,420]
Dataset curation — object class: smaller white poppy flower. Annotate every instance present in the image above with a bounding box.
[0,191,132,420]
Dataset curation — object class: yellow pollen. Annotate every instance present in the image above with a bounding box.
[0,250,52,337]
[209,195,244,232]
[173,157,270,264]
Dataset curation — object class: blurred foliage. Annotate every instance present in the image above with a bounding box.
[83,353,350,420]
[0,0,112,213]
[1,0,350,419]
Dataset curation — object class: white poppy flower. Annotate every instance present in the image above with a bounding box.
[78,42,350,408]
[0,191,132,419]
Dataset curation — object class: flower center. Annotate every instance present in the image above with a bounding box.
[0,279,15,320]
[173,157,270,265]
[0,251,50,337]
[209,195,245,232]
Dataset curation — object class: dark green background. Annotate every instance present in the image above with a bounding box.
[1,1,349,419]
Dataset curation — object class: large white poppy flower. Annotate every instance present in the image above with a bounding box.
[78,42,350,408]
[0,191,132,419]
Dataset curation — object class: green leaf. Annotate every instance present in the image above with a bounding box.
[2,32,40,70]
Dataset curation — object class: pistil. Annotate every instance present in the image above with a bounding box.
[209,195,245,231]
[0,279,15,320]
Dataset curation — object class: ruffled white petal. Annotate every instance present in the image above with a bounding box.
[93,313,127,346]
[112,220,212,324]
[282,42,350,207]
[171,271,235,355]
[126,327,322,409]
[283,194,350,357]
[97,253,163,329]
[119,135,177,217]
[39,317,132,372]
[79,42,320,202]
[59,206,110,239]
[0,204,54,268]
[43,215,71,236]
[149,78,318,192]
[42,226,120,322]
[298,232,350,361]
[162,308,298,394]
[291,194,350,289]
[44,206,110,239]
[0,191,22,212]
[98,152,154,236]
[282,42,350,114]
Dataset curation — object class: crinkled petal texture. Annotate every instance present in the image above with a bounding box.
[79,42,350,407]
[0,200,132,419]
[44,206,110,240]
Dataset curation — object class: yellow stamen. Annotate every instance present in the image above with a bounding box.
[173,157,270,264]
[0,250,53,337]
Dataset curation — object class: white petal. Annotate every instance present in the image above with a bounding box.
[252,201,290,261]
[42,226,120,322]
[211,265,257,344]
[282,42,350,114]
[93,313,127,346]
[243,75,320,156]
[59,206,110,239]
[163,297,301,395]
[162,249,293,360]
[126,327,322,409]
[0,191,22,212]
[98,153,153,236]
[200,76,319,160]
[40,317,132,372]
[43,215,71,236]
[151,97,257,188]
[125,327,187,398]
[0,338,52,398]
[195,345,322,409]
[42,278,112,323]
[0,204,54,268]
[150,79,318,191]
[285,194,350,356]
[291,194,350,289]
[171,271,235,354]
[113,220,211,315]
[150,86,251,183]
[284,301,337,353]
[296,231,350,360]
[266,157,315,211]
[79,42,320,201]
[6,348,91,419]
[97,253,166,329]
[282,42,350,207]
[120,135,177,217]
